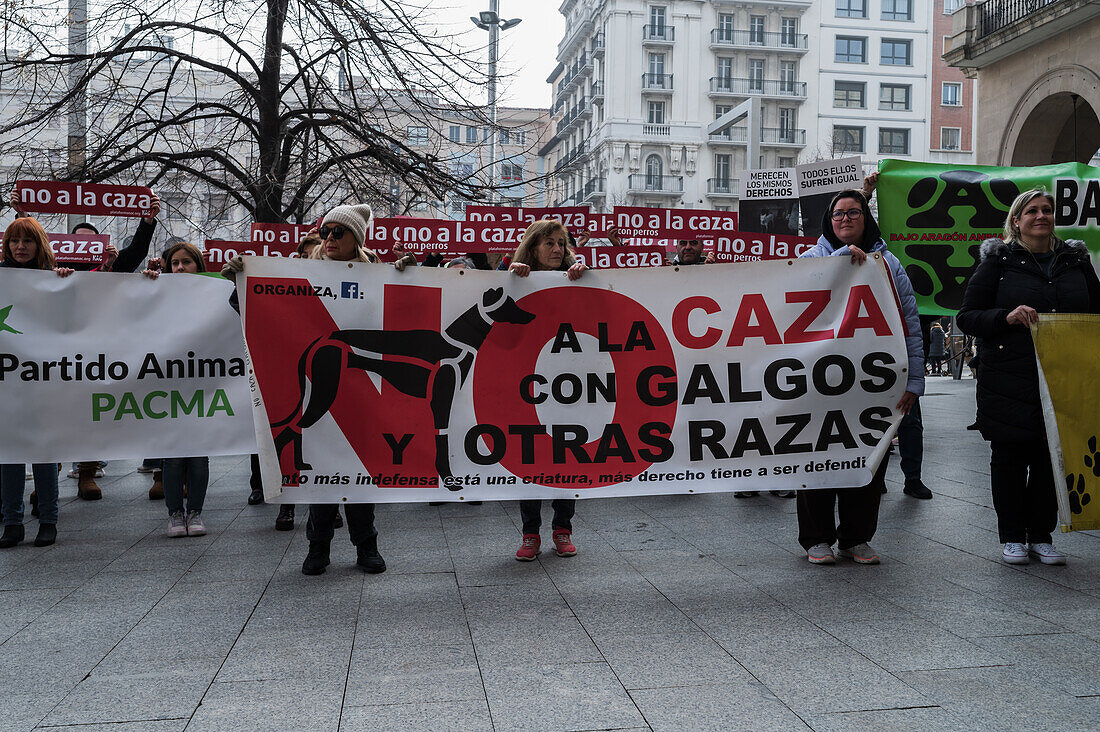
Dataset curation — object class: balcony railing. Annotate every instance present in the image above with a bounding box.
[627,174,683,193]
[978,0,1063,38]
[582,178,605,199]
[642,24,675,42]
[590,81,604,103]
[554,140,589,170]
[591,32,605,57]
[708,127,807,145]
[642,73,674,91]
[707,178,741,195]
[709,28,808,50]
[642,124,671,136]
[708,77,806,98]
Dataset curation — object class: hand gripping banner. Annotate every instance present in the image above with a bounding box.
[0,270,255,462]
[239,256,911,503]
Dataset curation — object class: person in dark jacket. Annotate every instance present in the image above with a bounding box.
[957,188,1100,566]
[0,217,74,549]
[796,190,925,566]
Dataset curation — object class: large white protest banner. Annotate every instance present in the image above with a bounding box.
[0,270,255,463]
[240,256,910,503]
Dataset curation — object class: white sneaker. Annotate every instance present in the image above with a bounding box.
[167,511,187,538]
[1002,542,1029,564]
[807,543,835,564]
[838,542,880,565]
[1028,542,1066,565]
[185,510,207,537]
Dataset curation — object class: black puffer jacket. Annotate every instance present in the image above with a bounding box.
[957,237,1100,442]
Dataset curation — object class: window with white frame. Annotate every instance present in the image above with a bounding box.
[645,154,663,188]
[779,61,797,93]
[781,18,798,46]
[513,130,527,145]
[749,59,764,92]
[448,126,461,143]
[941,127,961,150]
[944,0,962,13]
[714,154,731,187]
[942,82,962,106]
[648,101,665,124]
[407,126,430,145]
[208,193,230,221]
[749,16,765,44]
[717,13,734,42]
[466,126,478,143]
[500,162,524,181]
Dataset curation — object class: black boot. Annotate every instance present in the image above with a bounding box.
[356,535,386,574]
[34,523,57,547]
[275,505,295,531]
[0,524,25,549]
[30,490,39,517]
[248,488,264,505]
[302,540,331,575]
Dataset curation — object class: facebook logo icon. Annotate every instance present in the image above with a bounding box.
[341,281,360,299]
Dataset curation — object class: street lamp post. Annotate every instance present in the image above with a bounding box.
[471,2,521,205]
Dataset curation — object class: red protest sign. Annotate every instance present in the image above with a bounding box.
[611,206,738,239]
[15,181,154,217]
[572,245,667,269]
[465,205,589,233]
[707,231,817,262]
[49,233,110,265]
[250,223,314,253]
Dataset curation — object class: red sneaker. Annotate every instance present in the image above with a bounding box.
[515,533,541,561]
[552,528,577,557]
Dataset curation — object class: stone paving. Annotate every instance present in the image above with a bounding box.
[2,377,1099,731]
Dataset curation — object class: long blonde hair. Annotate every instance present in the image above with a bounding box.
[308,239,380,263]
[511,219,574,271]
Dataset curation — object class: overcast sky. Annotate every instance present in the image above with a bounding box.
[439,1,565,110]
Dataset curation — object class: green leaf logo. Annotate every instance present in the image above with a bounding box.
[0,304,22,335]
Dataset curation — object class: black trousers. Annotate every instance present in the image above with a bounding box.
[249,454,262,494]
[520,499,575,535]
[306,503,376,545]
[989,440,1056,544]
[796,459,888,551]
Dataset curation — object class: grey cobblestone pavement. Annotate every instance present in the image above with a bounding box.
[2,377,1099,731]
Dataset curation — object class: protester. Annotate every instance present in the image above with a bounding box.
[957,189,1100,566]
[508,219,586,561]
[862,173,933,501]
[927,322,947,375]
[796,190,924,565]
[226,203,414,575]
[295,232,322,259]
[142,243,213,537]
[0,217,74,548]
[671,238,705,266]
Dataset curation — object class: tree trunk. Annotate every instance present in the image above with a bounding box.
[255,0,291,223]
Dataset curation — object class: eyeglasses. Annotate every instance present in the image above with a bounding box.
[319,225,347,240]
[830,208,863,221]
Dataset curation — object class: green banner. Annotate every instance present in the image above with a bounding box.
[877,159,1100,316]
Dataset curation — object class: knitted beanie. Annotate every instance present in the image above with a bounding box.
[322,203,373,249]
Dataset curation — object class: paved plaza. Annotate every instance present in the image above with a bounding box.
[1,377,1099,731]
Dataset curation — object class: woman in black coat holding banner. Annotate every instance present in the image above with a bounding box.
[0,217,74,548]
[508,220,587,561]
[957,189,1100,566]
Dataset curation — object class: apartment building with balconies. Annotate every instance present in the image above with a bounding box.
[544,0,813,211]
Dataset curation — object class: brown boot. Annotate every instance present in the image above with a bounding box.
[149,470,164,500]
[77,464,102,500]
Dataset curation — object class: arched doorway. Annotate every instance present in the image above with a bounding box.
[1003,66,1100,166]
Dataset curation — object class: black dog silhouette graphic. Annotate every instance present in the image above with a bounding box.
[271,287,535,486]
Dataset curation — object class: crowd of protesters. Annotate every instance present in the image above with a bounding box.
[1,179,1096,578]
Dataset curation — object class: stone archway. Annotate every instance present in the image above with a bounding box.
[1000,65,1100,166]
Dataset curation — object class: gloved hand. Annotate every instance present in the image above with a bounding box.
[221,255,245,281]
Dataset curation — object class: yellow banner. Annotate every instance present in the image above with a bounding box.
[1033,314,1100,532]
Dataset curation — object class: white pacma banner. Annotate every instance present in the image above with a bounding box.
[0,270,255,462]
[240,255,910,503]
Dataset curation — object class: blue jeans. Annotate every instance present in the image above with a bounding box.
[1,463,59,525]
[163,457,209,514]
[898,398,923,481]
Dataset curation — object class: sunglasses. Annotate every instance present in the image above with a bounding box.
[319,225,348,240]
[830,208,863,221]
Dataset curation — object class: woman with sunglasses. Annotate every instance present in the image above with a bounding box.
[795,190,924,566]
